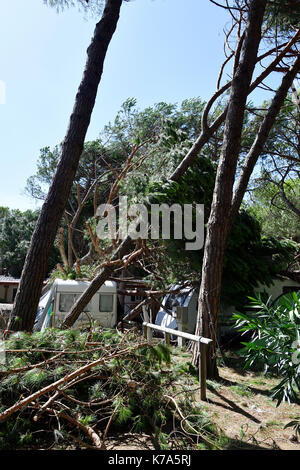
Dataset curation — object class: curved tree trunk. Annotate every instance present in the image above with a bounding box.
[9,0,123,332]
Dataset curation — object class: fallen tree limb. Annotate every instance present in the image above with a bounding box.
[164,394,222,450]
[0,344,146,423]
[47,409,103,449]
[0,351,65,377]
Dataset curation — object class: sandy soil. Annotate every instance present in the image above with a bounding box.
[201,365,300,450]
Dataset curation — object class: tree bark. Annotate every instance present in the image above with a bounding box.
[193,0,268,378]
[9,0,123,332]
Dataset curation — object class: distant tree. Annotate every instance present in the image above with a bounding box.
[0,208,60,278]
[247,179,300,241]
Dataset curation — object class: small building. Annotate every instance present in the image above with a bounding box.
[0,276,20,303]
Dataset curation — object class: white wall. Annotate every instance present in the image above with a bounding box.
[0,284,18,303]
[255,278,300,300]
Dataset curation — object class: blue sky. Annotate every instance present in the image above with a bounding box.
[0,0,275,211]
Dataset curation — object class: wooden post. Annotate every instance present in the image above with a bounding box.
[146,326,153,343]
[142,322,212,401]
[200,342,207,401]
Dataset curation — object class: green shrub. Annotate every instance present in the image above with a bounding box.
[233,291,300,405]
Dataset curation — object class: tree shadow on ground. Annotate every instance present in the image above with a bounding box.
[224,437,280,450]
[206,387,262,424]
[213,376,272,398]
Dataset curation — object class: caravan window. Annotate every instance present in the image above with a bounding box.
[59,293,91,313]
[99,294,114,312]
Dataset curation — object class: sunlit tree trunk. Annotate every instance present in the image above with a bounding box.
[9,0,123,332]
[192,0,268,378]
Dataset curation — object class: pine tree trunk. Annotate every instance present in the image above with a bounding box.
[192,0,267,378]
[9,0,123,332]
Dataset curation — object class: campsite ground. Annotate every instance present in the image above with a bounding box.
[202,364,300,450]
[106,349,300,451]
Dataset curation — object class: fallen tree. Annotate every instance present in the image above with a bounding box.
[0,327,220,450]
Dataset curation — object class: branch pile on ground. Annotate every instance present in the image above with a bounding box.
[0,327,222,450]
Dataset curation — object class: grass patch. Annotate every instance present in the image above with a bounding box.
[230,384,253,398]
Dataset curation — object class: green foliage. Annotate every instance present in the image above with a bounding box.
[0,327,218,450]
[265,0,300,32]
[113,397,133,425]
[143,342,171,365]
[233,292,300,405]
[0,208,38,277]
[223,213,297,308]
[22,369,49,390]
[247,179,300,242]
[0,206,60,277]
[284,417,300,438]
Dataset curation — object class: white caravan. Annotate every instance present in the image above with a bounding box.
[34,279,117,331]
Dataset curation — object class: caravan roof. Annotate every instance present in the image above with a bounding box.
[53,279,117,293]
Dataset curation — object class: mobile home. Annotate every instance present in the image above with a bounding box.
[34,279,117,331]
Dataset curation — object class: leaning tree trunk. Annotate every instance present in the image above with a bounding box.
[192,0,268,378]
[9,0,123,332]
[230,54,300,224]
